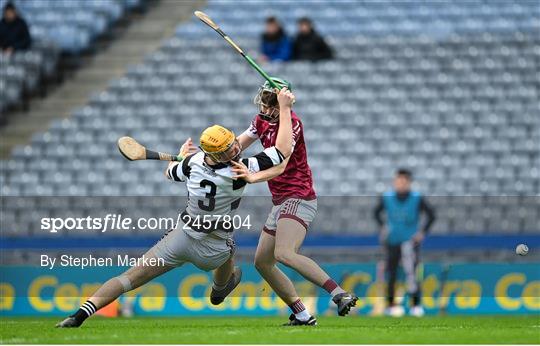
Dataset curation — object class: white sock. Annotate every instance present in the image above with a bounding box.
[330,287,346,298]
[212,281,227,291]
[295,309,311,321]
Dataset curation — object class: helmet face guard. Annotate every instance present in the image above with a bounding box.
[254,87,280,123]
[202,139,241,164]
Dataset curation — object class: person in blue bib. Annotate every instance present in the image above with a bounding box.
[374,169,436,317]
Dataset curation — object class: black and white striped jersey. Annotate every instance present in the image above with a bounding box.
[166,147,284,237]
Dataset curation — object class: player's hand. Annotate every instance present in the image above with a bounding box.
[230,160,253,183]
[179,137,198,158]
[277,87,295,108]
[412,231,425,244]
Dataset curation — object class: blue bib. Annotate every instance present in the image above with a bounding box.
[382,190,421,244]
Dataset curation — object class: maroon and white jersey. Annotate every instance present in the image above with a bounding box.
[243,111,317,205]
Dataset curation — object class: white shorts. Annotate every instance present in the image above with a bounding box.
[262,198,317,236]
[151,227,235,271]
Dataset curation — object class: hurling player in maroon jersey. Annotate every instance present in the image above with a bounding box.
[233,78,358,326]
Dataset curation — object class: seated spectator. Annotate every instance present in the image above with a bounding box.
[292,17,332,61]
[0,2,32,56]
[260,16,291,62]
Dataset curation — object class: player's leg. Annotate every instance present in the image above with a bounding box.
[273,217,357,316]
[386,244,400,306]
[272,199,332,286]
[89,249,172,308]
[271,199,357,316]
[254,230,299,304]
[385,243,403,316]
[210,239,242,305]
[273,218,328,285]
[213,256,234,286]
[402,241,424,316]
[412,243,422,307]
[56,248,173,327]
[254,230,315,325]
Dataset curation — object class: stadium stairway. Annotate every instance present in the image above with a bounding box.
[0,0,205,159]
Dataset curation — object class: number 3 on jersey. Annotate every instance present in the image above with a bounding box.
[198,179,217,211]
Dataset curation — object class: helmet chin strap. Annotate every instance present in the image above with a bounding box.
[258,107,280,122]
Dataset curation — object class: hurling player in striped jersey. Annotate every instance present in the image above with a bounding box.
[233,78,358,326]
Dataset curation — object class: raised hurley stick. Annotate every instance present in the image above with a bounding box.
[194,10,280,90]
[117,137,183,162]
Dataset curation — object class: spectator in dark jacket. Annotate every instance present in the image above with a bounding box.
[292,17,332,61]
[260,16,291,62]
[0,2,32,55]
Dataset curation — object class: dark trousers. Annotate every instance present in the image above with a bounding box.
[385,241,421,306]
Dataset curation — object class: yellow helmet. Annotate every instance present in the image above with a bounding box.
[199,125,241,163]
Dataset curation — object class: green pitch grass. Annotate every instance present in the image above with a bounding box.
[1,316,539,344]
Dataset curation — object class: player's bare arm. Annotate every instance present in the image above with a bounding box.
[231,156,289,184]
[232,87,294,183]
[274,87,295,158]
[236,132,257,151]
